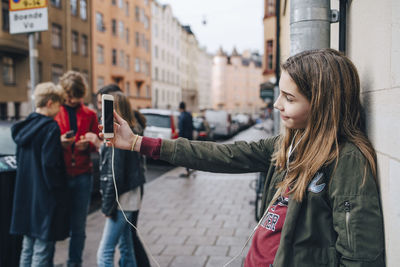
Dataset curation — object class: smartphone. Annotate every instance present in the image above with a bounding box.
[102,94,114,138]
[65,130,74,138]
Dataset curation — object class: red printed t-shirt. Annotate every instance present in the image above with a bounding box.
[244,193,289,267]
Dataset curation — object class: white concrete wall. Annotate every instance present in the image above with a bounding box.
[343,0,400,265]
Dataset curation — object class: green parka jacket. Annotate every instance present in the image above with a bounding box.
[160,136,385,267]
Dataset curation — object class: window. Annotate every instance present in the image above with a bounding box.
[126,55,130,70]
[2,0,9,31]
[135,58,140,72]
[50,0,61,8]
[119,21,124,38]
[120,50,125,68]
[144,0,149,5]
[126,28,129,43]
[96,12,105,32]
[112,19,117,35]
[97,45,104,64]
[51,24,62,48]
[112,0,116,5]
[80,0,87,20]
[154,46,158,58]
[154,67,158,80]
[144,15,149,29]
[112,49,117,65]
[125,2,129,16]
[266,40,273,70]
[97,76,105,90]
[81,34,88,56]
[135,6,140,22]
[135,32,139,46]
[146,85,150,98]
[266,0,275,16]
[145,39,149,53]
[136,84,140,97]
[154,24,158,38]
[2,57,15,85]
[126,82,130,96]
[118,0,123,8]
[72,31,79,54]
[71,0,77,15]
[51,64,63,84]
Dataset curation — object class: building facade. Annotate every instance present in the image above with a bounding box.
[151,2,181,110]
[196,46,213,111]
[211,47,264,115]
[92,0,152,109]
[0,0,91,119]
[180,25,199,112]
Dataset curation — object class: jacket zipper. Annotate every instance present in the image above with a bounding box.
[344,200,352,248]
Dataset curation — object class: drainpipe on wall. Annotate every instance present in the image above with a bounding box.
[290,0,339,56]
[339,0,348,53]
[273,0,281,136]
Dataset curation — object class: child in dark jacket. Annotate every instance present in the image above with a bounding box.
[11,82,69,266]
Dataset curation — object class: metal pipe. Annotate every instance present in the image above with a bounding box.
[274,0,281,136]
[290,0,331,55]
[339,0,347,52]
[28,33,37,111]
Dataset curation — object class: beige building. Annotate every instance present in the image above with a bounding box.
[273,0,400,264]
[92,0,152,109]
[151,2,181,109]
[197,46,213,111]
[211,47,264,115]
[180,25,199,112]
[0,0,91,119]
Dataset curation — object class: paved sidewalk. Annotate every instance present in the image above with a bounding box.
[54,168,258,267]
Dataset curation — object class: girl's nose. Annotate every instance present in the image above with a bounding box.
[273,96,283,111]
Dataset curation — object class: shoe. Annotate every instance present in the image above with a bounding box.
[179,173,189,178]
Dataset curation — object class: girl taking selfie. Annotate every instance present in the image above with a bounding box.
[102,49,385,266]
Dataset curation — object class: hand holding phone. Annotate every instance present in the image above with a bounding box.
[102,94,114,138]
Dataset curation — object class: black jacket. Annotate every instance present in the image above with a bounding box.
[100,125,146,217]
[178,111,193,139]
[10,113,69,241]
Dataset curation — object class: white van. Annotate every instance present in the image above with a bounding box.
[204,110,234,138]
[140,109,180,139]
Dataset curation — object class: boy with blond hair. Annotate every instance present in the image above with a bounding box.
[11,82,69,266]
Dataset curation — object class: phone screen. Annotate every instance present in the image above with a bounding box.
[104,99,113,134]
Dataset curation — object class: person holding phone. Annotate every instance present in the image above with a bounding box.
[101,49,385,266]
[94,92,145,267]
[55,71,99,267]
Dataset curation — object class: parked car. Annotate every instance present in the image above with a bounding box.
[232,113,252,131]
[140,108,180,139]
[193,117,214,141]
[204,110,235,138]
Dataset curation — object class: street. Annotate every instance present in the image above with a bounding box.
[54,122,272,267]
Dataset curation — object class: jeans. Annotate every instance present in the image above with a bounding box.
[97,211,137,267]
[19,236,55,267]
[67,173,92,265]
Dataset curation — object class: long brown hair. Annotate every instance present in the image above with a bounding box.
[273,49,377,201]
[111,92,136,128]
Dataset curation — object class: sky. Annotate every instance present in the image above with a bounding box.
[157,0,264,55]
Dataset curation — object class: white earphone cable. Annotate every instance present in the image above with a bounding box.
[111,144,161,267]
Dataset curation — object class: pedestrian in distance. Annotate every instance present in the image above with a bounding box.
[90,84,150,267]
[101,49,385,266]
[178,101,193,177]
[10,82,69,267]
[55,71,99,267]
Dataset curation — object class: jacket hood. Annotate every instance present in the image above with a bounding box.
[12,113,54,146]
